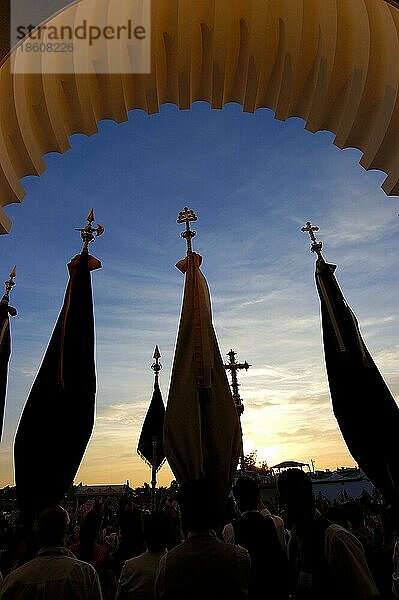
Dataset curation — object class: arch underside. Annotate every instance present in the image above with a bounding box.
[0,0,399,233]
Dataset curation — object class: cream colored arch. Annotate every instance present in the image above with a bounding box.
[0,0,399,233]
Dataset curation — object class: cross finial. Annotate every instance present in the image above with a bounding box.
[224,349,251,472]
[301,221,323,259]
[151,345,162,384]
[177,207,197,254]
[224,349,251,417]
[75,209,104,253]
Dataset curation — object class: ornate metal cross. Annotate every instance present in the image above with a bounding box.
[301,221,323,258]
[177,207,197,254]
[75,209,104,252]
[224,349,251,471]
[224,349,251,417]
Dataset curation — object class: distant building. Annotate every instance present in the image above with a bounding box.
[75,483,131,500]
[260,462,375,504]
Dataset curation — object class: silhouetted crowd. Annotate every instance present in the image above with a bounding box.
[0,470,398,599]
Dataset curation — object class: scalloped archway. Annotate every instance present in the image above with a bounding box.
[0,0,398,233]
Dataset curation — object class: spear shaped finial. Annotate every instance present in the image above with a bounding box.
[75,209,104,253]
[301,221,323,259]
[1,267,17,315]
[4,266,16,298]
[177,207,197,254]
[151,345,162,383]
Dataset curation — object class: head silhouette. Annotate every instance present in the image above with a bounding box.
[143,510,173,552]
[277,469,314,528]
[178,479,217,534]
[233,476,260,512]
[35,506,70,548]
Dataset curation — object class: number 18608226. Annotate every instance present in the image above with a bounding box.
[21,42,74,53]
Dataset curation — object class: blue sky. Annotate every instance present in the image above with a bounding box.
[0,102,398,486]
